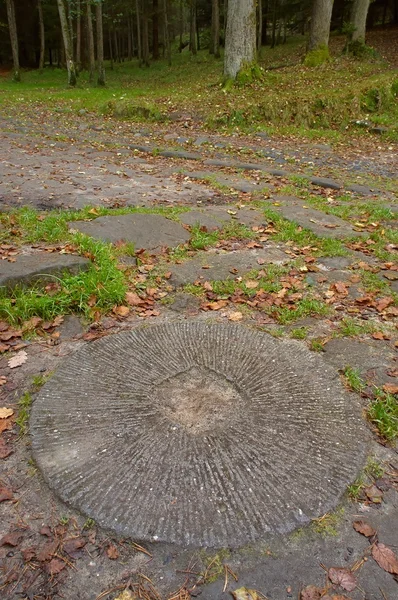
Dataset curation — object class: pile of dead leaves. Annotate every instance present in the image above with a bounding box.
[0,315,64,355]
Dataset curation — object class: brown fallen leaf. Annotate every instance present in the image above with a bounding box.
[63,537,86,559]
[106,543,119,560]
[229,311,243,322]
[352,520,376,538]
[113,305,130,317]
[39,525,52,537]
[204,300,228,311]
[37,540,58,562]
[45,558,66,575]
[0,530,24,547]
[8,350,28,369]
[0,438,13,459]
[372,542,398,574]
[245,280,259,289]
[372,332,385,340]
[22,316,42,331]
[322,596,351,600]
[52,315,64,327]
[365,484,383,503]
[0,486,13,502]
[231,587,262,600]
[125,292,146,306]
[203,281,213,291]
[22,547,37,562]
[328,567,357,591]
[383,383,398,395]
[376,297,393,312]
[0,407,14,419]
[300,586,322,600]
[0,376,7,385]
[0,342,9,353]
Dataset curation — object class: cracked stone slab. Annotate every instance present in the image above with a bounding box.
[0,252,90,289]
[182,171,272,194]
[179,206,266,231]
[273,203,365,239]
[323,338,397,387]
[170,245,289,286]
[30,322,367,547]
[69,214,191,252]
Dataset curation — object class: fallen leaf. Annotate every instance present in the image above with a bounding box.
[113,305,130,317]
[114,591,136,600]
[383,384,398,395]
[0,407,14,419]
[229,311,243,322]
[204,300,228,311]
[52,315,64,327]
[232,587,262,600]
[203,281,213,291]
[328,567,357,591]
[106,543,119,560]
[300,586,322,600]
[372,542,398,574]
[125,292,145,306]
[0,487,13,502]
[0,342,9,353]
[45,558,66,575]
[333,282,348,295]
[0,438,13,459]
[22,547,37,562]
[63,537,86,558]
[352,520,376,538]
[37,540,58,562]
[22,316,42,331]
[0,376,7,385]
[8,350,28,369]
[365,484,383,503]
[40,525,52,537]
[376,297,393,312]
[372,332,385,340]
[245,280,259,289]
[0,531,24,547]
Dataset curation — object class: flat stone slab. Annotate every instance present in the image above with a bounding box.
[0,252,90,289]
[183,170,271,194]
[70,214,191,252]
[273,203,365,239]
[180,206,266,231]
[30,323,367,547]
[323,338,397,387]
[170,246,289,286]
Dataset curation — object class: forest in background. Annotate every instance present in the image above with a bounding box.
[1,0,398,83]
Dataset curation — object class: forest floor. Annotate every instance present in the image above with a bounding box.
[0,33,398,600]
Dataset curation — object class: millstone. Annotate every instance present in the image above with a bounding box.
[30,323,367,547]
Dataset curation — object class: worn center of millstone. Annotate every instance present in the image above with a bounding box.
[154,366,243,434]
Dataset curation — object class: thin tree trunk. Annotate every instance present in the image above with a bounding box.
[136,0,142,65]
[127,17,132,60]
[108,26,114,69]
[86,0,95,81]
[76,0,81,68]
[307,0,334,52]
[153,0,160,59]
[349,0,371,43]
[114,28,120,62]
[38,0,45,71]
[57,0,77,85]
[224,0,256,80]
[142,1,150,66]
[210,0,220,57]
[271,0,278,48]
[5,0,20,81]
[190,0,197,55]
[179,0,183,52]
[96,0,105,85]
[67,0,74,61]
[163,0,171,65]
[257,0,263,53]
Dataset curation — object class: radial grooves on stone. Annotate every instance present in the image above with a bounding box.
[30,322,368,547]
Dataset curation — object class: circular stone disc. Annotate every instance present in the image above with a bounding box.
[30,323,367,547]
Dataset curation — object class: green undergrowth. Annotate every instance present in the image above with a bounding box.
[347,456,385,500]
[1,34,397,141]
[343,367,398,443]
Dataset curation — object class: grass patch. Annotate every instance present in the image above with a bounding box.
[343,366,366,393]
[311,507,344,537]
[15,392,33,434]
[273,298,330,325]
[368,388,398,442]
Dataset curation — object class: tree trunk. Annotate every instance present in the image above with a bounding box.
[307,0,334,51]
[38,0,45,71]
[76,0,81,68]
[142,1,150,66]
[349,0,371,43]
[86,0,95,82]
[179,0,183,52]
[210,0,220,57]
[127,17,132,60]
[135,0,142,65]
[189,0,197,55]
[257,0,262,52]
[5,0,20,81]
[96,0,105,85]
[57,0,77,85]
[224,0,257,80]
[153,0,160,59]
[163,0,171,65]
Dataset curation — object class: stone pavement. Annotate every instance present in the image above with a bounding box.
[0,111,397,600]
